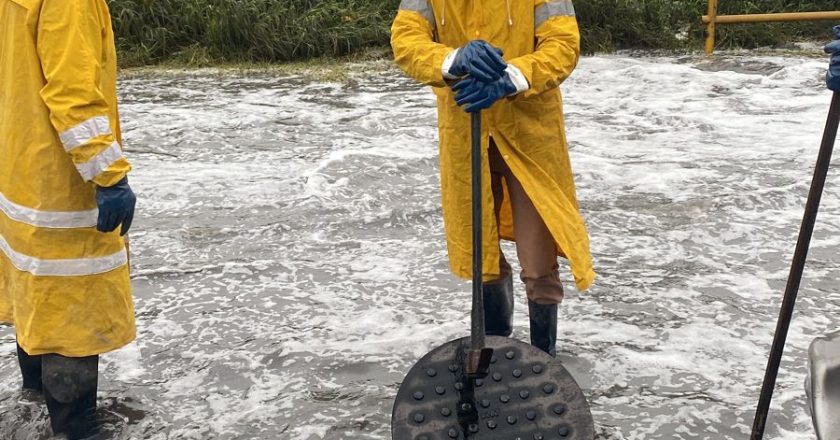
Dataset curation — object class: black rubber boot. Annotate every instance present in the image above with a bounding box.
[528,301,558,357]
[42,354,100,440]
[17,343,43,392]
[484,275,514,337]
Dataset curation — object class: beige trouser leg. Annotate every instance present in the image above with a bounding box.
[489,140,565,305]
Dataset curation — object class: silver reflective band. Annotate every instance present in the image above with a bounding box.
[535,0,576,28]
[59,116,112,151]
[0,233,127,277]
[0,191,97,229]
[76,142,124,182]
[399,0,435,27]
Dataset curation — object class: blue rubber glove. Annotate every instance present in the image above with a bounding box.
[96,177,136,236]
[826,25,840,93]
[449,40,507,83]
[453,75,518,113]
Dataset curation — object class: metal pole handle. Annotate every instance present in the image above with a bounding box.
[751,92,840,439]
[470,111,485,352]
[466,111,493,377]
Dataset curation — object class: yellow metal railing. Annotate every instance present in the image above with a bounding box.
[703,0,840,54]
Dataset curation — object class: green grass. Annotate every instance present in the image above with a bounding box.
[110,0,840,66]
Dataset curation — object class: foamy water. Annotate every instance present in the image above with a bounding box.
[1,53,838,439]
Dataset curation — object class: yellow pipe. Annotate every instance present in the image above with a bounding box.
[705,0,718,55]
[702,11,840,24]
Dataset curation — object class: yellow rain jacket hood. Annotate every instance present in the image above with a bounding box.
[391,0,596,290]
[1,0,135,356]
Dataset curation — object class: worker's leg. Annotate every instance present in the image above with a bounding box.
[501,158,563,356]
[42,353,100,439]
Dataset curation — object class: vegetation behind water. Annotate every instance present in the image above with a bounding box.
[110,0,840,66]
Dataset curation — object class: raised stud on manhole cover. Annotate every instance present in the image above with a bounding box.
[461,403,472,412]
[507,415,518,425]
[526,410,537,421]
[553,404,567,416]
[448,428,459,438]
[520,390,530,399]
[542,384,555,394]
[436,386,446,395]
[449,364,459,373]
[426,368,437,377]
[487,420,498,429]
[413,413,425,423]
[475,379,484,387]
[454,382,464,391]
[469,424,479,434]
[413,391,425,400]
[505,351,515,360]
[441,407,452,417]
[533,365,544,374]
[533,434,544,440]
[492,373,502,382]
[558,425,571,437]
[500,394,511,404]
[480,399,491,408]
[513,369,522,378]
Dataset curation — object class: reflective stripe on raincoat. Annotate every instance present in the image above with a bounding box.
[391,0,596,290]
[0,0,135,356]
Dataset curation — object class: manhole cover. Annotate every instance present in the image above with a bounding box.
[393,336,594,439]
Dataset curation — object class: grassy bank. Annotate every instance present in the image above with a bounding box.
[111,0,840,66]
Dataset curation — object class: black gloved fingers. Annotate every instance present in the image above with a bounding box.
[479,47,508,73]
[99,206,118,233]
[96,208,109,233]
[120,206,134,236]
[465,95,496,113]
[468,58,500,82]
[454,81,485,106]
[456,87,487,106]
[453,78,482,94]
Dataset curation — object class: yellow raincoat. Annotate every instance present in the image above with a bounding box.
[391,0,595,290]
[0,0,135,356]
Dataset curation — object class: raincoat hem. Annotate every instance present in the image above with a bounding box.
[17,332,136,358]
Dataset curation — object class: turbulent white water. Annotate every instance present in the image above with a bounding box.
[1,53,839,439]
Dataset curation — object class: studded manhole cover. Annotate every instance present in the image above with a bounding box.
[393,336,594,439]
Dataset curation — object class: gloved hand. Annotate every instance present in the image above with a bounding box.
[826,25,840,92]
[96,176,136,236]
[449,40,507,82]
[453,74,517,113]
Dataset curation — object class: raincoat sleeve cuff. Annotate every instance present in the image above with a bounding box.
[92,164,131,188]
[506,65,530,95]
[442,49,460,80]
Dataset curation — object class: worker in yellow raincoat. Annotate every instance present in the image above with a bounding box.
[1,0,137,437]
[392,0,595,356]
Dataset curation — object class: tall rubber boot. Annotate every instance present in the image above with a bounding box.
[42,354,100,440]
[528,301,558,357]
[484,275,514,337]
[17,343,43,392]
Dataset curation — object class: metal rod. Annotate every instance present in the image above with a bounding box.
[702,10,840,25]
[705,0,719,55]
[470,111,485,352]
[751,92,840,439]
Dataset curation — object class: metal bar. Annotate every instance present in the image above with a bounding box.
[750,92,840,440]
[702,11,840,24]
[705,0,718,55]
[470,111,485,353]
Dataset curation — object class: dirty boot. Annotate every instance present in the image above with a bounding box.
[17,343,43,392]
[42,354,100,440]
[528,301,558,357]
[484,276,514,337]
